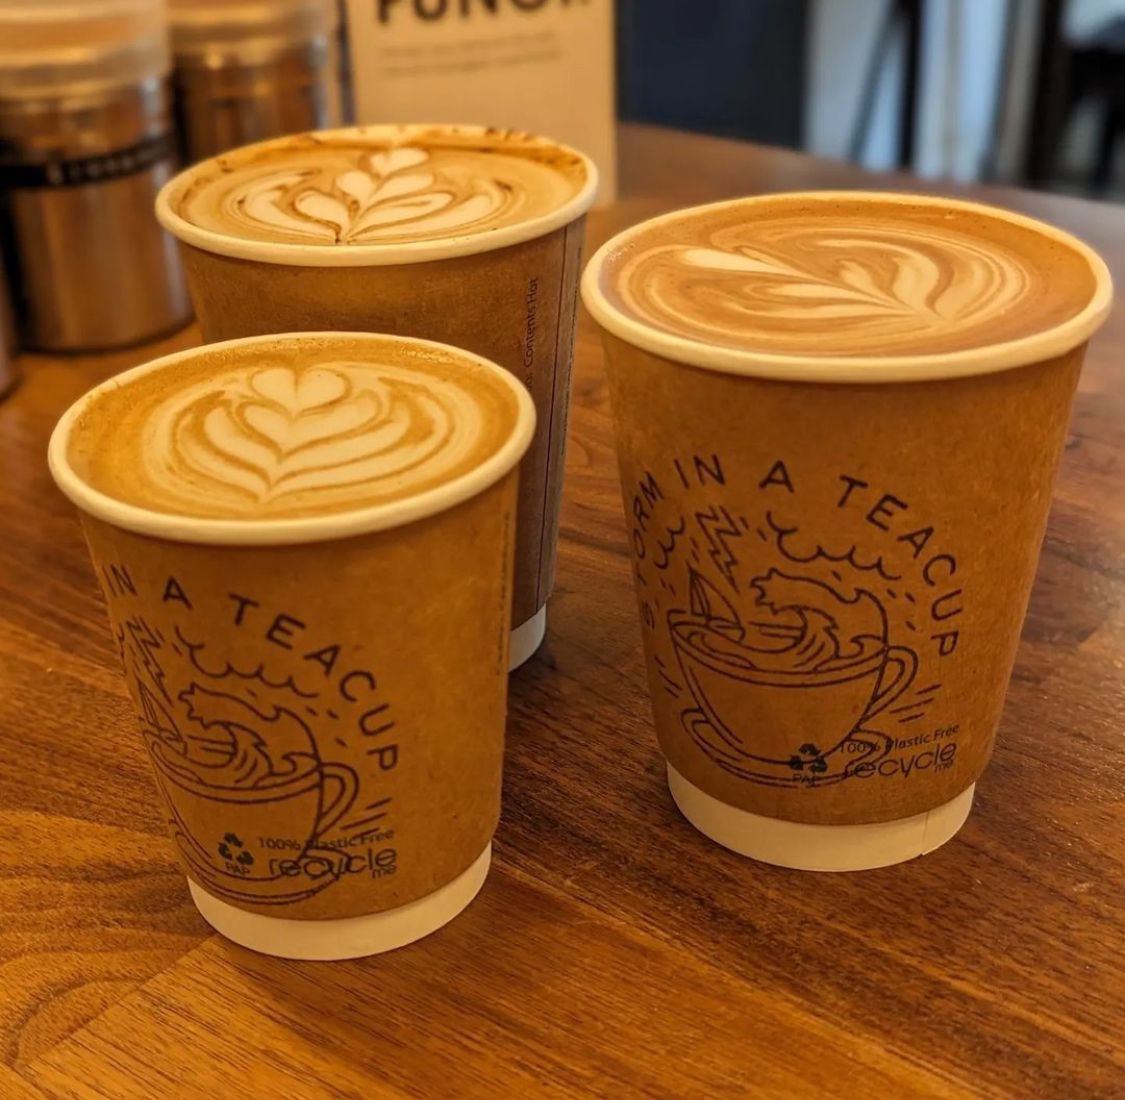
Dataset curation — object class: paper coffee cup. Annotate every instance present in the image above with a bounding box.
[582,192,1112,871]
[49,332,535,956]
[154,125,598,668]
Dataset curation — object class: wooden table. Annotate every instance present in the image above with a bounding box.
[1,126,1122,1100]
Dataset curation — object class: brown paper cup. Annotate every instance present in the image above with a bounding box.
[582,193,1112,871]
[49,333,535,957]
[155,125,598,668]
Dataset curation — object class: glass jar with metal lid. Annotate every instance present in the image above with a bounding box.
[169,0,344,164]
[0,0,192,351]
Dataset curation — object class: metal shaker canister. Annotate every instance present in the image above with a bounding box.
[169,0,343,164]
[0,0,192,352]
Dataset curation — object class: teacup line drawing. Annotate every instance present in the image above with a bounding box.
[122,616,362,905]
[670,569,917,787]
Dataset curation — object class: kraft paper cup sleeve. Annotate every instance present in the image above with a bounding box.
[580,192,1112,866]
[49,332,534,953]
[74,491,516,930]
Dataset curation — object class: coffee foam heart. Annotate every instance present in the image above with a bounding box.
[67,339,524,521]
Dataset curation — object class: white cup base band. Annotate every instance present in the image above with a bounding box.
[188,844,491,959]
[509,606,547,671]
[667,766,975,871]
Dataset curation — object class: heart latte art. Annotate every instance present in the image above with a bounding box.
[68,341,523,520]
[174,132,588,247]
[599,197,1098,357]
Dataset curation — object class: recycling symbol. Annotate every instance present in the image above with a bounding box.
[217,832,254,866]
[787,743,828,774]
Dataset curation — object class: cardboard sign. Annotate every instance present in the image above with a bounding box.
[342,0,617,203]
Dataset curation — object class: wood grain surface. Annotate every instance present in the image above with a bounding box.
[1,125,1122,1099]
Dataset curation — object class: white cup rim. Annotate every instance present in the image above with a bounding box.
[155,123,599,268]
[48,331,537,546]
[580,190,1114,383]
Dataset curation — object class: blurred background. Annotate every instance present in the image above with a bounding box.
[620,0,1125,197]
[2,0,1125,372]
[625,0,1125,194]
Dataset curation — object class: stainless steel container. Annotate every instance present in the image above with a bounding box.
[0,1,192,352]
[169,0,342,163]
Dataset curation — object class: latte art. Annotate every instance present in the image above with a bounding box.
[67,338,525,521]
[597,195,1100,359]
[173,130,588,248]
[666,223,1030,343]
[149,361,479,512]
[230,148,520,244]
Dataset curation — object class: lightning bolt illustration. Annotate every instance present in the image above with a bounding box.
[695,505,742,591]
[126,617,171,703]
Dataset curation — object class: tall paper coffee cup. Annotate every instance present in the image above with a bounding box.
[155,125,598,668]
[582,192,1112,871]
[49,332,535,957]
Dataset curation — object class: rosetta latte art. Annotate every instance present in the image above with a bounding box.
[182,141,583,246]
[138,360,488,517]
[232,148,511,243]
[608,205,1094,357]
[67,338,522,520]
